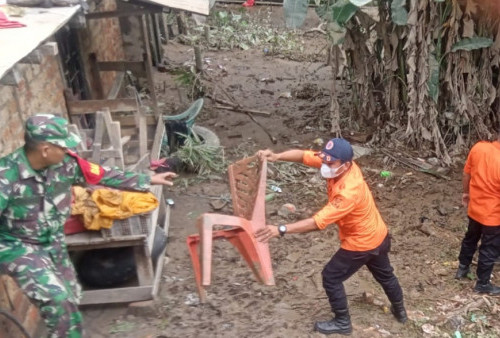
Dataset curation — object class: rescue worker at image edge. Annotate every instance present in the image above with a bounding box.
[455,131,500,295]
[0,114,177,338]
[255,138,407,336]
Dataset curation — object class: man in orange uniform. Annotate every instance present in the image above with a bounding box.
[455,138,500,294]
[255,138,406,335]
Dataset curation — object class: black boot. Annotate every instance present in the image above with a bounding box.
[455,264,470,279]
[390,300,408,323]
[314,308,352,335]
[474,282,500,295]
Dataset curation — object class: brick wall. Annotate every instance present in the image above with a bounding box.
[0,54,67,157]
[0,275,41,337]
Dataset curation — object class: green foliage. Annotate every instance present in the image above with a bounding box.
[451,37,494,52]
[173,132,225,175]
[184,10,303,56]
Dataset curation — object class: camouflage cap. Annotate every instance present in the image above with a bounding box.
[25,114,81,148]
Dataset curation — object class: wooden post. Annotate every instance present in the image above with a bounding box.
[159,12,169,44]
[153,13,164,59]
[141,15,160,117]
[146,14,159,66]
[204,25,210,44]
[194,45,203,74]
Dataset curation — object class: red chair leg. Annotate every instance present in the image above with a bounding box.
[186,235,207,302]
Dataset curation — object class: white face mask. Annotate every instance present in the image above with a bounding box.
[320,163,345,179]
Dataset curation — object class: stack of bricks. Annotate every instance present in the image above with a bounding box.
[0,275,41,336]
[0,53,67,157]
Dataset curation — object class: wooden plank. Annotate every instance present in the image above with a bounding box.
[152,244,167,299]
[85,8,161,20]
[150,116,164,161]
[134,245,154,286]
[66,236,147,250]
[67,98,138,115]
[153,13,164,61]
[80,286,153,305]
[107,71,125,100]
[146,14,159,66]
[141,15,159,116]
[110,121,125,169]
[91,112,105,164]
[97,61,146,76]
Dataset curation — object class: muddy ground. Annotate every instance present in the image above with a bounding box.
[82,5,500,338]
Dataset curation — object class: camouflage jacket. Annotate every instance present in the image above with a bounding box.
[0,147,151,257]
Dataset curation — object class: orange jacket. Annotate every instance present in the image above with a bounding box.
[464,141,500,226]
[303,151,387,251]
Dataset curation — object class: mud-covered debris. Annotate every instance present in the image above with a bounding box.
[278,203,297,217]
[210,199,227,210]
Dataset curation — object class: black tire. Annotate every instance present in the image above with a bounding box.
[191,125,220,147]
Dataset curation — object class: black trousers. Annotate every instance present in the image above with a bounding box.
[458,217,500,284]
[322,235,403,311]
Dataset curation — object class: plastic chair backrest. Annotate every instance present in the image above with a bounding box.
[163,98,204,129]
[228,156,267,222]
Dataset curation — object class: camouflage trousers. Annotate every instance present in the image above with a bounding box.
[0,238,82,338]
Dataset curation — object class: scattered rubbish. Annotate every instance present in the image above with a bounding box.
[265,193,275,202]
[166,198,175,207]
[278,203,296,217]
[436,206,447,216]
[184,293,200,306]
[377,183,384,188]
[270,185,282,193]
[380,171,392,178]
[278,91,292,99]
[260,89,274,95]
[210,199,227,210]
[313,138,324,146]
[263,47,270,54]
[260,77,275,83]
[352,145,372,159]
[454,331,462,338]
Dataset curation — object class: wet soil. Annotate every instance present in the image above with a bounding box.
[81,5,500,338]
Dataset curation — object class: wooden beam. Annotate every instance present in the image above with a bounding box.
[79,286,153,305]
[97,61,146,76]
[85,8,161,20]
[67,98,138,115]
[0,68,21,86]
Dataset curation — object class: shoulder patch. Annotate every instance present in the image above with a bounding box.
[66,150,104,184]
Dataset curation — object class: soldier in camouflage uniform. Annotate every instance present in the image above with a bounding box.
[0,114,176,338]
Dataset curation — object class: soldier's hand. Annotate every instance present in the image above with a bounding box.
[257,149,279,162]
[151,172,177,186]
[254,225,279,243]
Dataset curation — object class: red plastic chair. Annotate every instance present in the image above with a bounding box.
[186,156,274,302]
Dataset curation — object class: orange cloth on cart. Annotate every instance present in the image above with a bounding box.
[71,186,158,230]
